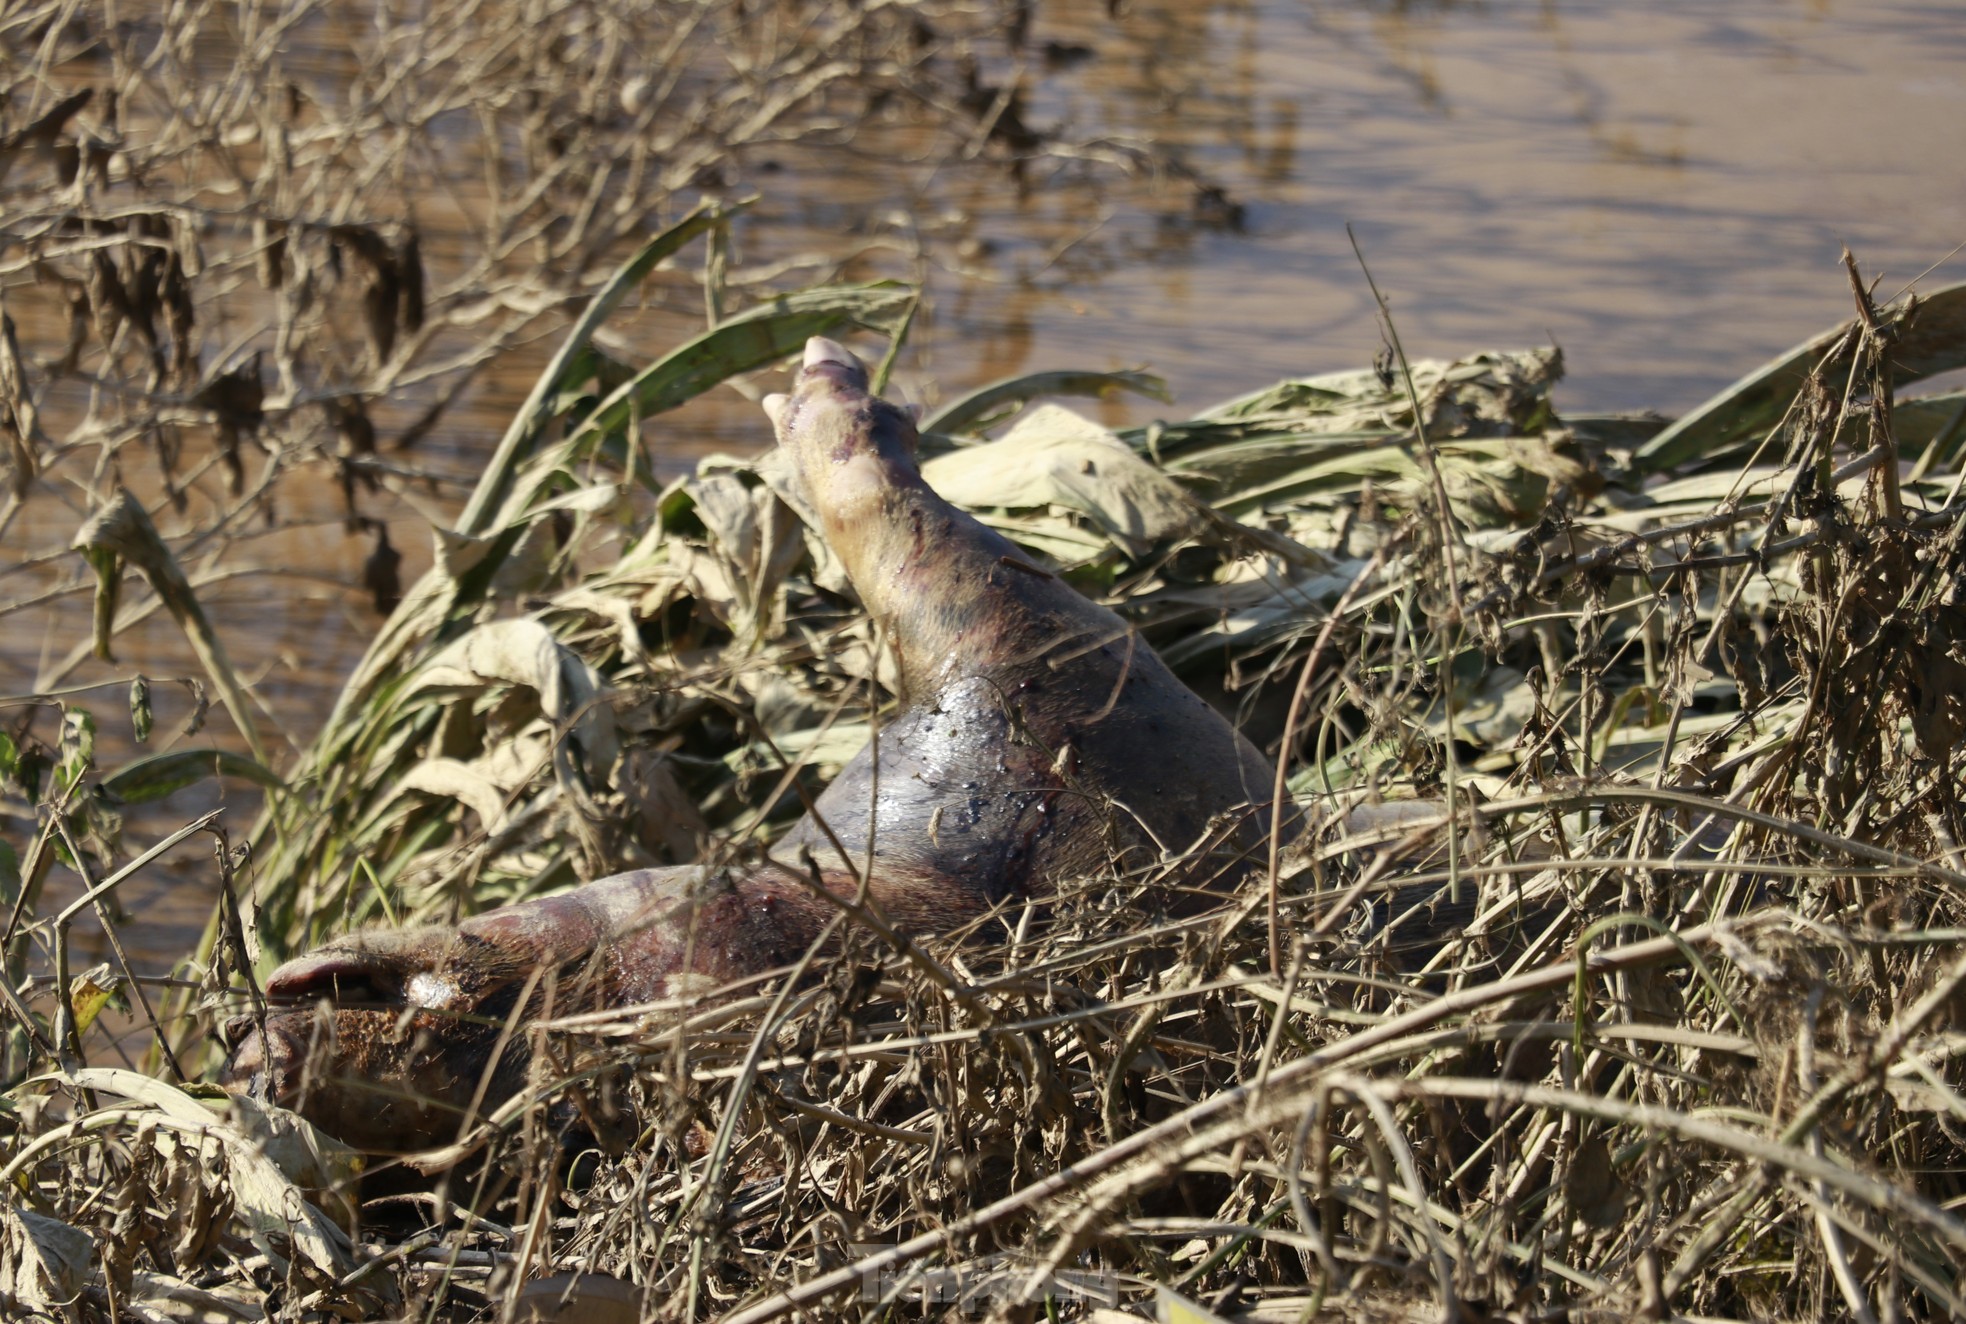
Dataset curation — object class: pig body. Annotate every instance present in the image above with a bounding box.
[223,339,1277,1152]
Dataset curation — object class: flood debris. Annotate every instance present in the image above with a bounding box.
[7,222,1966,1320]
[5,5,1966,1322]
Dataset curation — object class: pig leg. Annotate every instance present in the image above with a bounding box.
[225,336,1281,1152]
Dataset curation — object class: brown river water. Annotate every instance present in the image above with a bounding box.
[6,0,1965,1040]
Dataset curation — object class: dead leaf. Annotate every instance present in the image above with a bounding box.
[923,404,1202,556]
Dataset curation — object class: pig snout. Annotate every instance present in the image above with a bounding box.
[218,935,532,1151]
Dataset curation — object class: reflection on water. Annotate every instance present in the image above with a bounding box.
[6,0,1963,994]
[945,0,1964,416]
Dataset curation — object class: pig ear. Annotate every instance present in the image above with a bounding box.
[893,401,924,461]
[762,393,790,429]
[264,949,416,1005]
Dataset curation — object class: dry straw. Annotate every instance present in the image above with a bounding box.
[5,3,1966,1322]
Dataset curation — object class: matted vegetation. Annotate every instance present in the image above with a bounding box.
[7,5,1966,1324]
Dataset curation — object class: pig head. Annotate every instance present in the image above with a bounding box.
[222,338,1279,1153]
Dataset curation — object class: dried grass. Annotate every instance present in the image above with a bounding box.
[4,5,1966,1323]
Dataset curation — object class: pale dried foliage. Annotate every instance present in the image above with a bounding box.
[0,0,1104,740]
[5,5,1966,1324]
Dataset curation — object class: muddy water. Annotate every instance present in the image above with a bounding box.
[959,0,1966,414]
[9,0,1964,1019]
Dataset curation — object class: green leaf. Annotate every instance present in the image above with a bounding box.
[317,203,757,758]
[57,708,95,792]
[0,838,20,909]
[457,198,747,537]
[129,675,152,744]
[1634,279,1966,474]
[565,282,917,449]
[15,747,47,802]
[99,749,283,806]
[1902,389,1966,479]
[79,544,121,663]
[480,283,918,535]
[922,368,1170,438]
